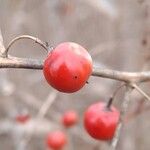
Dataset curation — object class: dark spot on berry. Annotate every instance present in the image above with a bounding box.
[74,76,78,79]
[142,39,147,46]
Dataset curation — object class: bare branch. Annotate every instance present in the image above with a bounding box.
[107,83,125,108]
[0,29,6,57]
[1,34,150,86]
[131,84,150,102]
[0,34,150,83]
[92,68,150,82]
[1,57,150,83]
[22,90,58,148]
[110,85,133,150]
[4,35,48,57]
[0,55,43,69]
[37,90,58,118]
[0,119,57,135]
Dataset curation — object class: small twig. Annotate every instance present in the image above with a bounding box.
[22,90,58,149]
[0,29,6,57]
[4,35,48,57]
[37,90,58,118]
[106,83,125,108]
[131,84,150,102]
[110,85,133,150]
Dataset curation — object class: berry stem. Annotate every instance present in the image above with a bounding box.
[106,97,113,109]
[4,35,48,58]
[106,84,125,109]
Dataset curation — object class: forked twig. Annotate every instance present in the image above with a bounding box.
[131,84,150,102]
[1,31,150,150]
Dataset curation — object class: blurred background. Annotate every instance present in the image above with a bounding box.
[0,0,149,150]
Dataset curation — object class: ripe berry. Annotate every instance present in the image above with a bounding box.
[84,102,120,140]
[15,114,30,124]
[46,131,67,150]
[62,110,78,127]
[43,42,92,93]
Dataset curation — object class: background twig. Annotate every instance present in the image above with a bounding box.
[110,85,133,150]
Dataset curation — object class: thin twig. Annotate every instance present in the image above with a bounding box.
[22,90,58,149]
[0,29,6,57]
[111,84,126,99]
[4,35,48,57]
[131,84,150,102]
[110,85,133,150]
[107,83,125,108]
[37,90,58,118]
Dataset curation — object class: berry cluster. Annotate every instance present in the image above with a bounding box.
[42,42,120,149]
[46,110,78,150]
[12,42,120,150]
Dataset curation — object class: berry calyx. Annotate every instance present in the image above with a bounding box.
[84,102,120,140]
[62,110,78,127]
[46,131,67,150]
[43,42,93,93]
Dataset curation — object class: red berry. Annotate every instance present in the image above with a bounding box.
[15,114,30,124]
[46,131,67,150]
[62,110,78,127]
[84,102,120,140]
[43,42,92,93]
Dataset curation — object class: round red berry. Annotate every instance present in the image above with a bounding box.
[84,102,120,140]
[46,131,67,150]
[15,114,30,124]
[62,110,78,127]
[43,42,92,93]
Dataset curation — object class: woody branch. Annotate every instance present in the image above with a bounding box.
[1,30,150,150]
